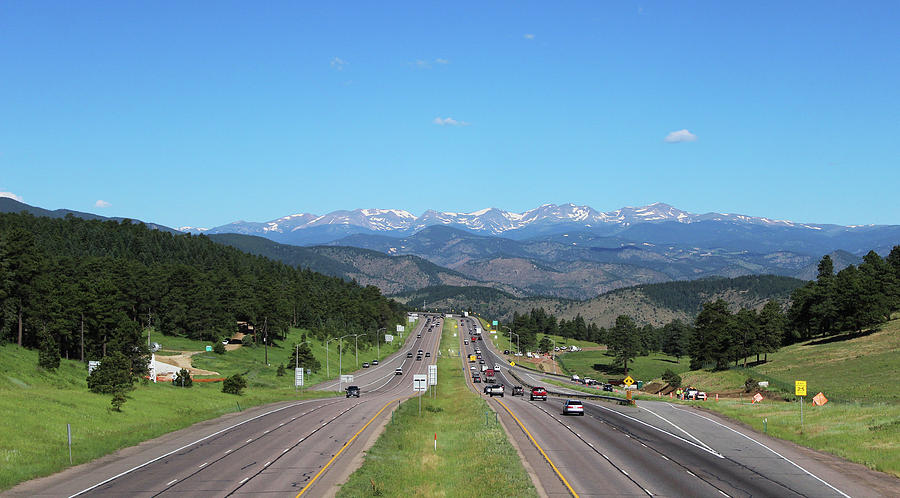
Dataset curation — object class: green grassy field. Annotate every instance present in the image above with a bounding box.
[678,317,900,477]
[336,318,537,497]
[557,350,691,383]
[0,344,337,491]
[193,323,416,389]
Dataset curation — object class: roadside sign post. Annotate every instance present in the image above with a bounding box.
[294,367,304,390]
[795,380,807,433]
[428,364,437,399]
[414,374,427,414]
[67,423,72,464]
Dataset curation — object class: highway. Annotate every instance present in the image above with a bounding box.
[10,315,443,498]
[456,317,890,498]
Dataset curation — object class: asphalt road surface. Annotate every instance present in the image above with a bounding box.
[457,319,897,497]
[8,314,444,498]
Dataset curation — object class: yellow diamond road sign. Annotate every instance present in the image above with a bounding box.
[623,376,635,386]
[795,380,807,396]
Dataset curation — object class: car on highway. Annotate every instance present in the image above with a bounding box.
[417,333,421,338]
[473,374,481,383]
[562,399,584,416]
[464,340,468,345]
[484,384,504,397]
[511,386,525,396]
[479,359,485,364]
[530,386,547,401]
[346,385,360,398]
[494,364,502,370]
[362,362,370,368]
[418,349,424,355]
[372,360,379,365]
[416,355,422,361]
[470,365,477,371]
[425,352,431,357]
[395,367,403,375]
[407,352,413,358]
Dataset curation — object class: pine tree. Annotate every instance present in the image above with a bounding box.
[607,315,640,375]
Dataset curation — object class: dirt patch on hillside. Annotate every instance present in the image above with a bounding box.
[156,351,220,376]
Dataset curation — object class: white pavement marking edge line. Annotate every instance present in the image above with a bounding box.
[66,398,333,498]
[583,401,724,459]
[666,404,850,498]
[640,404,718,454]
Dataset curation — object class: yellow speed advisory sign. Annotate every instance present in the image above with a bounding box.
[795,380,807,396]
[623,375,635,386]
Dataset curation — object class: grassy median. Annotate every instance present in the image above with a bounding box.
[336,318,537,497]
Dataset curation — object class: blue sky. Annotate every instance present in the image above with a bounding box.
[1,1,898,228]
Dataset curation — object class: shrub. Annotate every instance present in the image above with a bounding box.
[173,368,193,388]
[222,374,247,395]
[744,377,756,393]
[110,389,127,412]
[213,341,226,354]
[38,331,60,371]
[87,351,135,394]
[661,369,682,388]
[276,363,286,377]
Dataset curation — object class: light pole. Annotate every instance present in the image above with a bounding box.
[325,337,339,378]
[338,334,353,392]
[510,331,520,357]
[351,333,364,368]
[376,327,386,359]
[502,325,512,353]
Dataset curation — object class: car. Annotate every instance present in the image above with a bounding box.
[418,349,424,354]
[464,340,469,345]
[407,352,413,358]
[562,399,584,416]
[473,375,481,383]
[503,350,510,355]
[494,364,502,370]
[530,387,547,401]
[602,384,613,392]
[425,352,431,357]
[470,365,477,371]
[395,368,403,375]
[485,384,504,397]
[372,360,379,365]
[696,392,708,401]
[362,362,370,368]
[479,359,485,364]
[417,334,421,338]
[346,385,360,398]
[511,386,525,396]
[416,355,422,361]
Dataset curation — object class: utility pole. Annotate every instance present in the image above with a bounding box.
[263,316,268,366]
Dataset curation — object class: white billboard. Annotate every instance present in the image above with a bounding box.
[413,374,427,392]
[385,334,394,343]
[428,364,437,386]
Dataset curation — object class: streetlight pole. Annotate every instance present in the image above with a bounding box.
[376,327,386,359]
[338,334,352,392]
[325,337,339,378]
[352,334,364,368]
[502,326,512,353]
[510,331,520,357]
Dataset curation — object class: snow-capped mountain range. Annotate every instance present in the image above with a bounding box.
[180,202,838,242]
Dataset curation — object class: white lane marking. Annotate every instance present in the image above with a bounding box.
[67,398,332,498]
[666,404,850,497]
[283,448,290,454]
[166,479,178,486]
[640,404,718,454]
[239,477,249,484]
[263,430,270,434]
[246,438,253,443]
[198,462,208,468]
[583,401,724,459]
[225,449,232,454]
[264,461,271,467]
[718,490,729,497]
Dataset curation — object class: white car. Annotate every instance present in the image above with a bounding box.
[696,392,708,401]
[562,399,584,416]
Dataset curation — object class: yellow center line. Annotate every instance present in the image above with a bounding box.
[496,399,580,498]
[295,398,397,497]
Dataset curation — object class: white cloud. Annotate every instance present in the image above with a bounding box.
[433,117,470,126]
[435,58,449,64]
[95,200,112,208]
[414,59,431,69]
[330,57,347,71]
[664,129,697,143]
[0,191,23,202]
[524,33,535,40]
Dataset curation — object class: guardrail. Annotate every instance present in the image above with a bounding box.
[507,368,633,405]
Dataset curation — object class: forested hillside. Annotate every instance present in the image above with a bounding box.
[0,213,405,366]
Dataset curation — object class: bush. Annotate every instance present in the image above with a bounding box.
[173,368,193,388]
[744,377,756,393]
[110,389,127,412]
[38,331,60,371]
[213,341,226,354]
[87,351,136,394]
[276,363,286,377]
[661,369,682,388]
[222,374,247,395]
